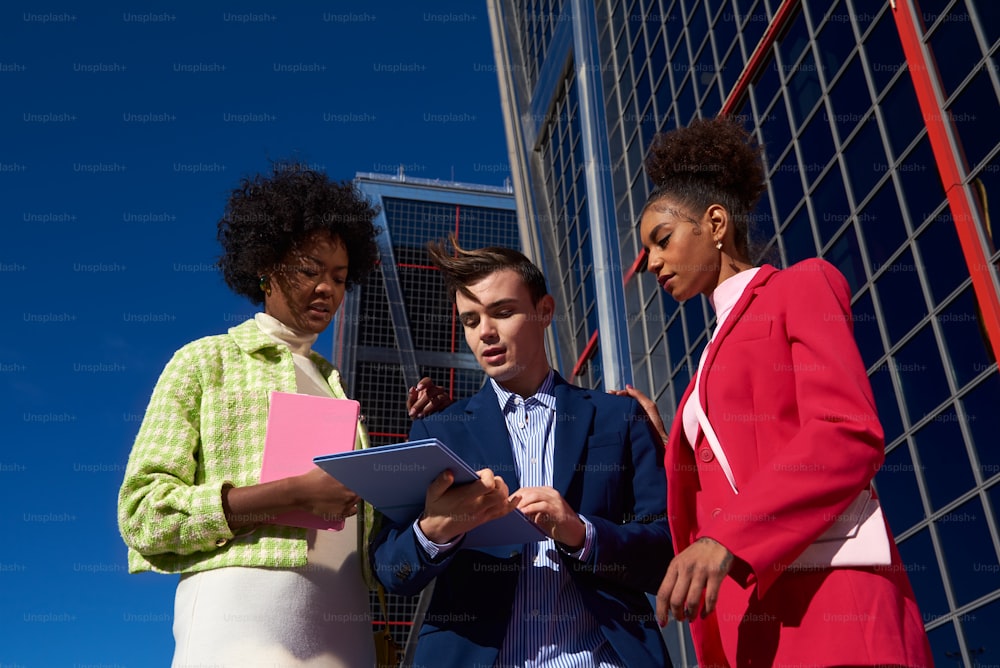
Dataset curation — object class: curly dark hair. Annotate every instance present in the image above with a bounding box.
[426,234,548,305]
[643,116,766,259]
[217,161,380,305]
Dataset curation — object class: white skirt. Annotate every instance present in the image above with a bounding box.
[172,517,375,667]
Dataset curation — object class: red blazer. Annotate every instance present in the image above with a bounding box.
[665,259,932,667]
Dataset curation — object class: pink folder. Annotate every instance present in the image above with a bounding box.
[259,391,361,531]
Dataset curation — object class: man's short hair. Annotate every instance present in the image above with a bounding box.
[426,235,548,305]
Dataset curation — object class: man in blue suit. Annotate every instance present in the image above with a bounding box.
[371,240,673,667]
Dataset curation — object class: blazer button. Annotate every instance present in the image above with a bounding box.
[395,564,412,580]
[712,508,723,519]
[698,447,715,463]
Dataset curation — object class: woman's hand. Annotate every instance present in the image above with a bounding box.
[291,467,361,521]
[222,467,360,530]
[609,384,668,443]
[407,377,454,419]
[655,537,733,626]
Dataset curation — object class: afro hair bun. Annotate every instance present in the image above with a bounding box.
[644,115,767,214]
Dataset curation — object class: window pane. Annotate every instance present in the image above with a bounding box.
[949,67,1000,169]
[928,4,984,100]
[925,619,961,668]
[937,287,994,388]
[776,9,810,70]
[675,75,697,125]
[720,49,741,96]
[851,0,880,38]
[876,442,926,533]
[859,182,908,276]
[972,0,1000,47]
[648,331,667,389]
[683,294,709,341]
[666,314,686,374]
[751,49,780,110]
[896,528,949,621]
[863,8,905,94]
[811,166,850,247]
[799,112,836,189]
[912,407,976,511]
[826,55,872,142]
[880,75,923,160]
[874,247,925,344]
[685,0,709,56]
[964,374,1000,483]
[960,595,1000,668]
[869,361,903,444]
[851,289,883,369]
[759,95,793,156]
[826,224,865,295]
[781,204,817,264]
[842,114,885,203]
[811,0,856,77]
[786,51,822,128]
[740,1,769,53]
[770,149,805,223]
[916,212,967,307]
[896,136,945,227]
[712,7,738,63]
[672,358,691,396]
[935,497,1000,607]
[894,324,950,423]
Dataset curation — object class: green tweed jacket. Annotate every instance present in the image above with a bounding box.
[118,318,351,574]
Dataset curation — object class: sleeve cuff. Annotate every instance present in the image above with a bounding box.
[559,515,594,561]
[188,480,236,551]
[413,518,462,559]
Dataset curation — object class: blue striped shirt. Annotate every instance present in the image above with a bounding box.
[415,371,621,667]
[492,371,621,668]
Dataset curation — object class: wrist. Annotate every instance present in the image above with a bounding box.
[556,516,586,552]
[418,514,455,544]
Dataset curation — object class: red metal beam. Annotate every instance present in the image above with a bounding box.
[892,0,1000,363]
[721,0,800,115]
[368,431,409,439]
[622,247,647,285]
[571,330,600,377]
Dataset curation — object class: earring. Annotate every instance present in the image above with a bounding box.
[715,241,723,250]
[259,275,272,297]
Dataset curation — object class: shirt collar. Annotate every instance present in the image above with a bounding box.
[490,369,557,412]
[709,267,761,333]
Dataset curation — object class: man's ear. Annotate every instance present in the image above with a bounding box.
[536,294,555,328]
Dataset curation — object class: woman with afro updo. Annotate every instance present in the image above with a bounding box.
[619,117,933,666]
[117,162,447,667]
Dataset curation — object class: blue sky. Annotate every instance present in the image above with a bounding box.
[1,3,509,664]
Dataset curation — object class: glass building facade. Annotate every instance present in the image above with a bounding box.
[330,173,519,659]
[489,0,1000,665]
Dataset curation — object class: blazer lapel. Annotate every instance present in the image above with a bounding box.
[462,385,521,491]
[698,264,778,408]
[552,374,594,496]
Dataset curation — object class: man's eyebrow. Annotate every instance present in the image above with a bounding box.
[458,298,518,320]
[484,298,518,309]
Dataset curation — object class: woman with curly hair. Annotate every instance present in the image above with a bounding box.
[623,117,933,666]
[118,162,390,666]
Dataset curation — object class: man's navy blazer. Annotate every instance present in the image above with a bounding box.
[371,373,673,667]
